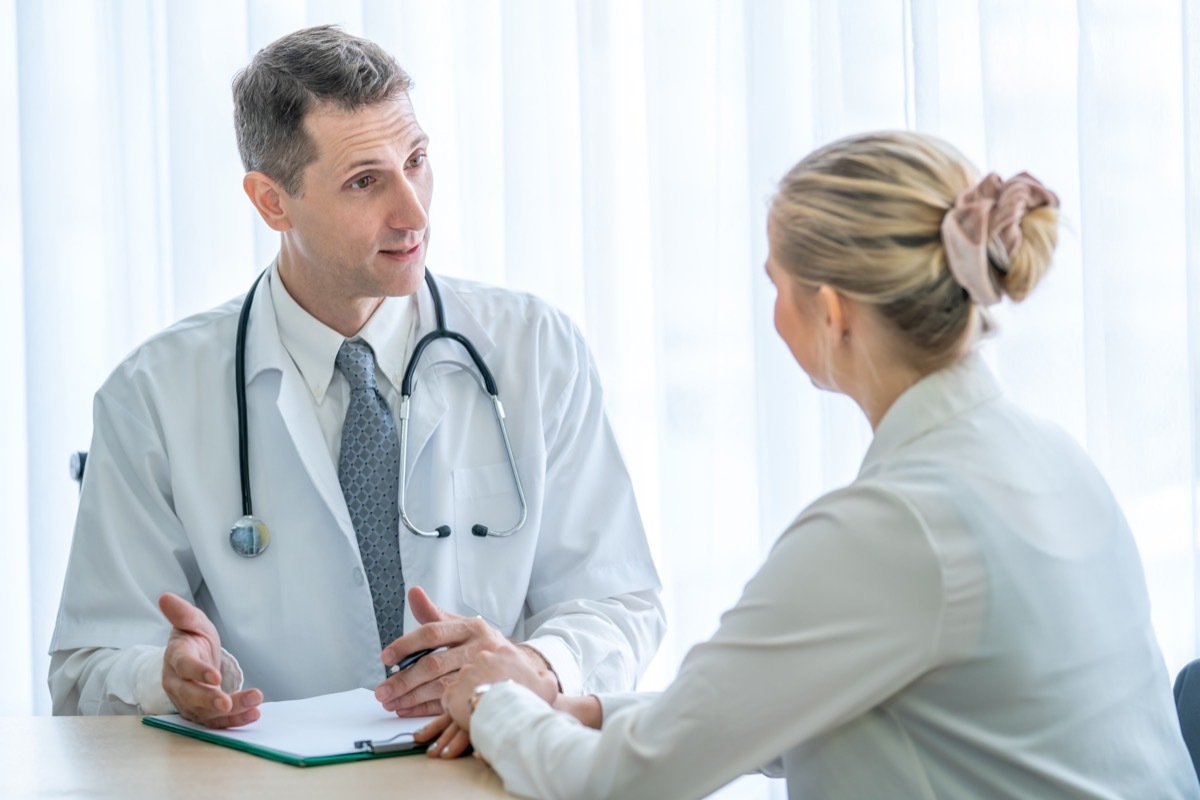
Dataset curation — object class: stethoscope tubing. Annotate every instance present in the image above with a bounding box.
[234,269,267,519]
[397,271,528,538]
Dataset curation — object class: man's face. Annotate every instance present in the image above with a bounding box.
[277,94,432,306]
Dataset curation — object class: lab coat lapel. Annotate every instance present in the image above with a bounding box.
[427,272,496,362]
[402,273,497,474]
[403,279,449,476]
[243,274,355,545]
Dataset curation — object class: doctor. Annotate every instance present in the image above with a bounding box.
[49,24,664,752]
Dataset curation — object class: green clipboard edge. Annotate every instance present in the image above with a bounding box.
[141,715,425,767]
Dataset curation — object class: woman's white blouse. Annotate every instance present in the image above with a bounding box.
[470,355,1199,799]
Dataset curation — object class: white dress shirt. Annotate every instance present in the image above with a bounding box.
[471,355,1199,799]
[269,266,416,464]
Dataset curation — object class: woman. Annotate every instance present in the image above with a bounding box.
[420,132,1199,798]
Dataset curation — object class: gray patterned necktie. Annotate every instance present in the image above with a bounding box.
[336,339,405,653]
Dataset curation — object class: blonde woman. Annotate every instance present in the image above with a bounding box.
[422,132,1198,798]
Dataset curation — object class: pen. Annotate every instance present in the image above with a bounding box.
[388,647,435,675]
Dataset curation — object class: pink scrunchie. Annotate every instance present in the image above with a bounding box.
[940,172,1059,306]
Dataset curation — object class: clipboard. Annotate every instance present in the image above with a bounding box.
[142,688,436,767]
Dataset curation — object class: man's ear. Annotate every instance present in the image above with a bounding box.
[242,172,292,232]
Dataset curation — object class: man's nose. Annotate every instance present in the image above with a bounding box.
[387,176,428,232]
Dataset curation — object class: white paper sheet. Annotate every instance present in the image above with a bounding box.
[149,688,437,759]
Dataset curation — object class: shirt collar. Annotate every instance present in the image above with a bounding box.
[356,290,415,391]
[269,261,414,402]
[859,352,1003,475]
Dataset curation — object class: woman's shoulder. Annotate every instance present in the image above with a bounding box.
[777,481,940,570]
[776,476,987,657]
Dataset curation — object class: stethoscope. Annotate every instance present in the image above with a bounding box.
[228,269,529,558]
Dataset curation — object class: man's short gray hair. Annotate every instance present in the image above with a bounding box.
[232,25,413,196]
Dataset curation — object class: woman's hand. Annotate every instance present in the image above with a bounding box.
[412,712,472,759]
[445,644,558,732]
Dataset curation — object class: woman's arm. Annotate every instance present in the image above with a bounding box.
[552,693,603,729]
[456,484,954,799]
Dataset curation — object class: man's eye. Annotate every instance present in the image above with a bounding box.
[349,175,375,190]
[408,153,426,168]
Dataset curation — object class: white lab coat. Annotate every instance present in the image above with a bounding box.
[49,272,664,714]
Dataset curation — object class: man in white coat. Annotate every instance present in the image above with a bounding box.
[48,25,664,751]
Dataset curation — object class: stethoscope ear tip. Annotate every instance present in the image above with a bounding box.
[436,525,451,538]
[471,524,489,537]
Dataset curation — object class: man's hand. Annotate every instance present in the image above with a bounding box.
[378,586,559,757]
[158,593,262,728]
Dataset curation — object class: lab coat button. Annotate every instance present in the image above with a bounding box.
[353,567,364,585]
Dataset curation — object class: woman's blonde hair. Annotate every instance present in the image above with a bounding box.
[768,131,1058,371]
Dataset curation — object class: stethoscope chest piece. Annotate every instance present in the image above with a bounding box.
[230,514,271,557]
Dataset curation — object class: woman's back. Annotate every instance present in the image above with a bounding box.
[792,355,1195,797]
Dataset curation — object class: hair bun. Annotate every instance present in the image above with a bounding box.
[942,172,1059,305]
[996,202,1058,303]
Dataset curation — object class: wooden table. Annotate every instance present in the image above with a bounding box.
[1,715,512,798]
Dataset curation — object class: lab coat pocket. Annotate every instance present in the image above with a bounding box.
[452,453,543,632]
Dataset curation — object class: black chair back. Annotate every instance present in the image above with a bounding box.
[69,451,87,489]
[1175,660,1200,781]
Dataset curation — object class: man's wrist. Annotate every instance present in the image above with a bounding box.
[516,643,562,702]
[515,635,583,696]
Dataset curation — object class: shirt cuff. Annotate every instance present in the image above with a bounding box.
[134,646,245,715]
[219,648,245,693]
[472,681,556,758]
[521,635,582,696]
[133,646,173,714]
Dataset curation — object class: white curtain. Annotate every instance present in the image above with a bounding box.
[3,1,1196,795]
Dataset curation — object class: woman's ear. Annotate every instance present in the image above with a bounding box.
[242,172,292,232]
[814,284,850,345]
